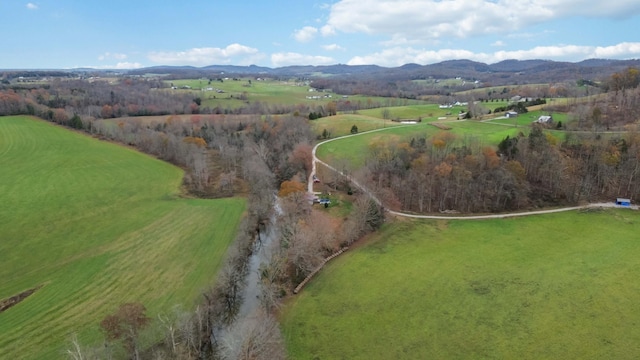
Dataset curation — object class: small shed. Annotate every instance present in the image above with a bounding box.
[616,198,631,206]
[506,111,518,118]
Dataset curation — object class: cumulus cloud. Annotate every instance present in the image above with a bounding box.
[324,0,640,43]
[591,42,640,58]
[320,25,336,36]
[148,44,261,66]
[271,52,334,67]
[26,3,38,10]
[79,62,143,70]
[98,52,128,61]
[112,62,143,69]
[322,44,345,51]
[491,40,506,47]
[347,42,640,67]
[293,26,319,43]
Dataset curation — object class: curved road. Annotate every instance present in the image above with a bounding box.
[308,123,637,220]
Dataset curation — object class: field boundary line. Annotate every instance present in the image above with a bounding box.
[293,247,349,294]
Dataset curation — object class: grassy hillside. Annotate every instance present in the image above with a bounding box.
[311,114,403,138]
[167,78,423,109]
[0,116,246,359]
[315,121,522,168]
[281,209,640,359]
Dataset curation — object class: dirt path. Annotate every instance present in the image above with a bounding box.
[309,126,637,220]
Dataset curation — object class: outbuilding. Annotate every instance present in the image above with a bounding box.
[616,198,631,206]
[506,111,518,118]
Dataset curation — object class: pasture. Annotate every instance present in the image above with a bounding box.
[170,78,324,107]
[315,120,522,168]
[0,116,245,359]
[357,104,460,121]
[281,209,640,359]
[311,114,403,138]
[167,78,425,110]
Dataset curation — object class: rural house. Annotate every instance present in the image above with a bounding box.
[506,111,518,118]
[534,115,553,124]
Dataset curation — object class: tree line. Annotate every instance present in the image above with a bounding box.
[355,123,640,215]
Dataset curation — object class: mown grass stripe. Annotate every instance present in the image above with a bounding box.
[0,116,245,359]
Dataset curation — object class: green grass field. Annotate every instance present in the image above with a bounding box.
[281,209,640,359]
[311,114,403,138]
[167,78,428,111]
[168,78,328,108]
[357,104,459,121]
[315,120,522,168]
[0,116,246,359]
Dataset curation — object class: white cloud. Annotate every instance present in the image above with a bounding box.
[26,3,38,10]
[347,42,640,67]
[322,44,345,51]
[324,0,640,43]
[112,62,143,69]
[491,40,506,47]
[348,47,483,67]
[148,44,261,66]
[271,52,334,67]
[98,52,128,61]
[320,25,336,36]
[591,42,640,58]
[78,62,143,70]
[293,26,318,43]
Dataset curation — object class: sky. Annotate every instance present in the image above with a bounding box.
[1,0,640,69]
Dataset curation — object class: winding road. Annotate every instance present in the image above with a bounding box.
[308,122,637,220]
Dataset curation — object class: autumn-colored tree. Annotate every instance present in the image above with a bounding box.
[183,136,207,148]
[288,143,313,177]
[53,108,68,124]
[482,147,500,169]
[278,180,305,197]
[326,101,337,116]
[100,104,113,119]
[100,303,151,360]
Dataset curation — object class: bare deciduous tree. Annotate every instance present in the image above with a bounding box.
[100,303,151,360]
[219,310,286,360]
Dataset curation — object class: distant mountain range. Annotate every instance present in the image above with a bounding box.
[3,59,638,85]
[125,58,640,84]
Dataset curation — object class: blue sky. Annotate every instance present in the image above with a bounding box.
[1,0,640,69]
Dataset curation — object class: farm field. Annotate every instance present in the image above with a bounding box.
[357,104,461,121]
[315,119,522,168]
[486,110,570,127]
[0,116,246,359]
[168,78,326,108]
[166,78,426,110]
[311,114,403,138]
[281,209,640,359]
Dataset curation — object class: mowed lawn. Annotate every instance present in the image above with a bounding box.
[281,209,640,359]
[0,116,246,359]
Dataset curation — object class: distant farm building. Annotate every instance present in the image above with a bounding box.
[534,115,553,124]
[616,198,631,206]
[506,111,518,118]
